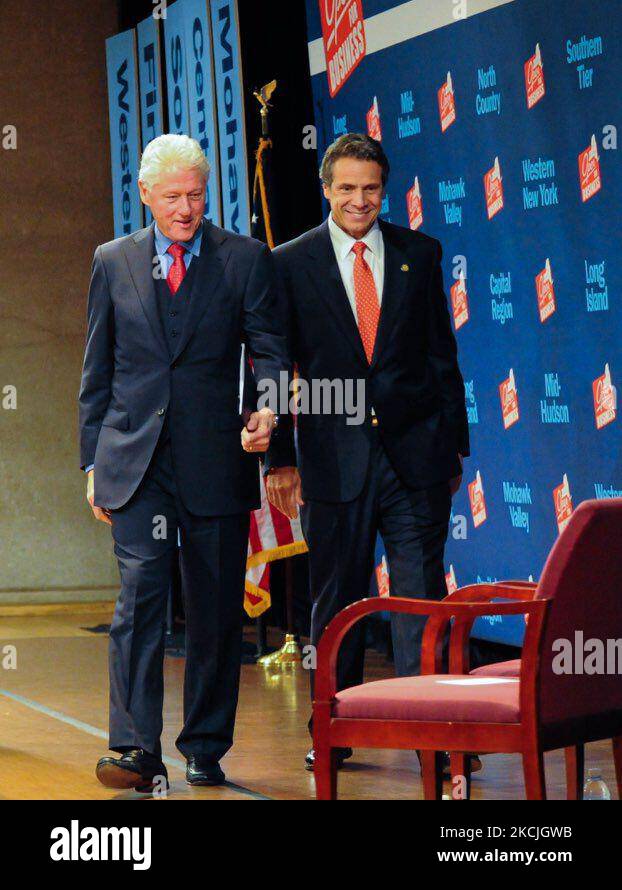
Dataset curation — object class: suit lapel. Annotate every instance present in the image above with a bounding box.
[307,220,368,367]
[370,220,411,368]
[306,219,412,370]
[170,220,231,364]
[122,220,231,365]
[122,223,169,359]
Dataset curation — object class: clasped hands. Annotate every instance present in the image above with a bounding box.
[242,409,304,520]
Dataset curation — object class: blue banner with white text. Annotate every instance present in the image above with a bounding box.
[137,15,164,225]
[183,0,222,224]
[210,0,251,234]
[105,30,143,237]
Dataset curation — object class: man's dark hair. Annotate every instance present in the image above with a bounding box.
[320,133,390,187]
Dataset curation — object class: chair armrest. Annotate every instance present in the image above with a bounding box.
[314,596,549,702]
[443,583,538,672]
[443,582,538,603]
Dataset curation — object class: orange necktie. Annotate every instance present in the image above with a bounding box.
[352,241,380,363]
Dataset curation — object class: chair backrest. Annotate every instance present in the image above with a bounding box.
[534,498,622,727]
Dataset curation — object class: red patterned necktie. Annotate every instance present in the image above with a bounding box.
[351,241,380,363]
[166,243,187,295]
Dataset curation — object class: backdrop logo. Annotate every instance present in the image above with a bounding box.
[438,176,466,226]
[476,64,501,116]
[490,270,513,325]
[524,43,545,108]
[503,481,532,534]
[484,157,504,219]
[406,177,423,230]
[451,272,469,330]
[536,259,556,322]
[585,259,608,312]
[445,564,458,594]
[333,113,348,136]
[593,363,617,430]
[320,0,366,98]
[595,482,622,499]
[468,470,487,528]
[553,474,573,534]
[566,33,604,90]
[522,156,558,210]
[578,135,602,202]
[541,372,570,424]
[438,71,456,132]
[465,379,478,424]
[366,95,382,140]
[499,369,519,429]
[398,89,421,139]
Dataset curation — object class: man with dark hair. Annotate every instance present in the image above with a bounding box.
[264,133,469,771]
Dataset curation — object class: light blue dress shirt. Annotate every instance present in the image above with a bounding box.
[85,223,203,474]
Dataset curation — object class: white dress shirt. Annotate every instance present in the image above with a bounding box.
[327,213,385,323]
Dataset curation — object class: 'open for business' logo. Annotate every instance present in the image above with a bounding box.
[320,0,366,98]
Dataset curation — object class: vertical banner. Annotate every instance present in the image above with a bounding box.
[105,30,143,237]
[164,0,190,136]
[137,14,164,225]
[184,0,222,224]
[210,0,250,234]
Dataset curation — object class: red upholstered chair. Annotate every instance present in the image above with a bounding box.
[312,499,622,800]
[446,579,582,797]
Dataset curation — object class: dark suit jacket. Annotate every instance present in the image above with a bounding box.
[79,220,289,515]
[266,218,469,502]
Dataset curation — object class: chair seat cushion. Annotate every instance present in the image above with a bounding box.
[470,659,521,678]
[333,675,520,723]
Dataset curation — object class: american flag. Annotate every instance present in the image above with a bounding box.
[244,468,308,617]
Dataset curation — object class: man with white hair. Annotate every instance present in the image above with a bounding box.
[79,134,291,791]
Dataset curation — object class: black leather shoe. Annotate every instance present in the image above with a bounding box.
[96,749,168,793]
[305,747,353,771]
[416,751,483,777]
[186,755,226,786]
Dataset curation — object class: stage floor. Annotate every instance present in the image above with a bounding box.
[0,608,618,801]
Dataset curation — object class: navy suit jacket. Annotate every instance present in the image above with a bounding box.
[265,218,470,502]
[79,220,290,515]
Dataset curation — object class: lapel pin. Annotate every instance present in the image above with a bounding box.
[401,264,409,272]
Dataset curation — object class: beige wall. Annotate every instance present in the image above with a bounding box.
[0,1,121,603]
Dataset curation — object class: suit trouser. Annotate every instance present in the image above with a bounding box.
[108,434,250,760]
[302,427,451,704]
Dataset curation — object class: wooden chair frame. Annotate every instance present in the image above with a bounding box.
[312,584,622,800]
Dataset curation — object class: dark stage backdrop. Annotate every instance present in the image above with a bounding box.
[305,0,621,644]
[119,0,322,242]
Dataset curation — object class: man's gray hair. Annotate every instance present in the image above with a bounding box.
[139,134,210,189]
[320,133,390,187]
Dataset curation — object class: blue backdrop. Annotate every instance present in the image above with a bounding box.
[305,0,621,644]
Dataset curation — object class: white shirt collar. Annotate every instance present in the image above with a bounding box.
[328,213,382,262]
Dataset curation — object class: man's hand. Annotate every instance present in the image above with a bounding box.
[87,469,112,526]
[449,453,464,497]
[241,407,276,454]
[266,467,304,519]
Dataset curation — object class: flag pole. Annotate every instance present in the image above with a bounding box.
[249,80,303,667]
